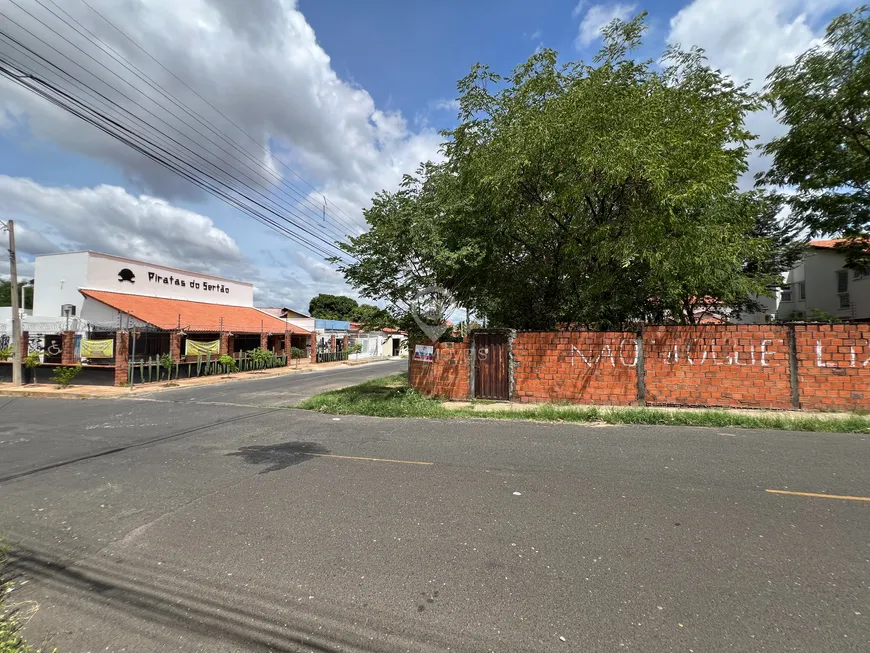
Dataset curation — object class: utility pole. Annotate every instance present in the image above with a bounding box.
[2,220,22,386]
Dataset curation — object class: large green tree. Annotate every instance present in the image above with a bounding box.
[307,293,396,328]
[0,280,33,310]
[308,293,359,321]
[339,14,790,330]
[760,5,870,268]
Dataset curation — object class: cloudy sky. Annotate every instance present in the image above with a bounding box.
[0,0,856,311]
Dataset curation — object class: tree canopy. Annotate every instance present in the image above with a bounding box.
[307,293,395,328]
[0,280,33,310]
[337,14,798,330]
[760,5,870,269]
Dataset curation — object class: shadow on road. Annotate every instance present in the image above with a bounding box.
[7,542,458,653]
[225,441,331,473]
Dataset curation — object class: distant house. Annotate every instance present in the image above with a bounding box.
[258,307,315,332]
[349,322,407,358]
[776,239,870,322]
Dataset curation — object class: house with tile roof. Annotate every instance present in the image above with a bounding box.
[31,251,313,362]
[775,239,870,322]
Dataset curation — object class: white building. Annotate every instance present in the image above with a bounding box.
[34,250,255,322]
[776,239,870,322]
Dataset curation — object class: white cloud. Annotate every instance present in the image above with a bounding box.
[433,99,461,112]
[0,0,442,226]
[530,29,542,40]
[572,2,587,19]
[576,3,637,48]
[0,175,246,274]
[667,0,848,185]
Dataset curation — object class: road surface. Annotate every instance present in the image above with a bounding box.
[0,365,867,652]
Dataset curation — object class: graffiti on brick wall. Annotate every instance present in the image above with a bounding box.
[814,340,870,368]
[569,338,870,369]
[0,333,9,350]
[571,339,638,367]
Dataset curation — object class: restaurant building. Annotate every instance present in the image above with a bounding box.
[20,251,312,383]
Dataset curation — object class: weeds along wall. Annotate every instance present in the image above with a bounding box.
[409,324,870,411]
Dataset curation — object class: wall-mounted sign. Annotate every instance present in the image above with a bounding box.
[413,344,434,362]
[81,339,114,358]
[185,339,220,356]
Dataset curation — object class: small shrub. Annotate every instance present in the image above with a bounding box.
[218,354,237,372]
[290,347,306,359]
[0,346,12,361]
[22,351,40,369]
[51,365,82,388]
[248,347,276,367]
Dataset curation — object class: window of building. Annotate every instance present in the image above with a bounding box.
[837,270,849,293]
[780,284,792,302]
[798,281,806,301]
[839,293,851,309]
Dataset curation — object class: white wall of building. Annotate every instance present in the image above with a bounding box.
[33,251,91,318]
[777,249,870,320]
[286,317,316,332]
[33,251,255,318]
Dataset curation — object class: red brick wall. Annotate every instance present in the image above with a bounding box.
[409,340,470,400]
[513,331,639,405]
[795,324,870,411]
[61,331,76,365]
[643,325,793,409]
[114,330,129,386]
[408,326,870,412]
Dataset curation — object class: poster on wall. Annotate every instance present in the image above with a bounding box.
[413,344,434,362]
[185,339,220,356]
[80,339,114,358]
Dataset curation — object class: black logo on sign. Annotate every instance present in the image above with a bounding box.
[118,268,136,283]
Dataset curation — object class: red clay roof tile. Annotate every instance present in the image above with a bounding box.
[80,290,310,334]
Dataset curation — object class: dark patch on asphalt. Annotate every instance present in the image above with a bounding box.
[226,441,330,473]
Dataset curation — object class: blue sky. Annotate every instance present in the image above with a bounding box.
[0,0,852,310]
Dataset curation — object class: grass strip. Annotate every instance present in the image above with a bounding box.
[295,373,870,434]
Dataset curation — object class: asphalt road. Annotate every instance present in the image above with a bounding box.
[0,367,867,652]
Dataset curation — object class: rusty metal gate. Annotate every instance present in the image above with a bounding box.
[474,332,510,399]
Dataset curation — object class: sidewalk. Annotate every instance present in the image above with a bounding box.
[441,400,853,419]
[0,360,354,400]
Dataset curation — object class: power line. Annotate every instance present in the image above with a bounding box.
[0,52,347,263]
[0,15,355,263]
[41,0,366,239]
[0,41,347,263]
[3,1,360,251]
[76,0,369,234]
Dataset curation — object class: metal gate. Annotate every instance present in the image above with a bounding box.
[474,332,510,399]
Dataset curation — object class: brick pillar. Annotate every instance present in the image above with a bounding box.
[260,333,268,350]
[61,330,76,365]
[330,335,336,352]
[342,335,349,352]
[114,330,129,386]
[284,333,291,365]
[20,330,29,359]
[311,334,318,363]
[170,331,182,361]
[220,333,230,355]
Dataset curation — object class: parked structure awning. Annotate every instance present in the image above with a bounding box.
[80,289,311,335]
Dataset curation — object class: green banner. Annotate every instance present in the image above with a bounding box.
[80,338,114,358]
[185,339,220,356]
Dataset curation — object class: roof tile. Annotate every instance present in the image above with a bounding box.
[80,290,310,334]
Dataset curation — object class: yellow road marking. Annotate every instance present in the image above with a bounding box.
[766,489,870,502]
[309,453,433,466]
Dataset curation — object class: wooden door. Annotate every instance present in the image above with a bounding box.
[474,333,509,399]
